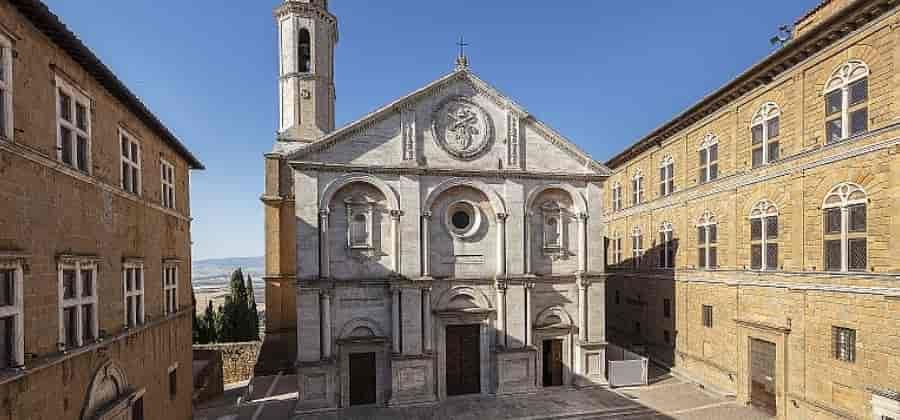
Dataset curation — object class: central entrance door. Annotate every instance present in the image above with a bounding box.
[749,339,777,416]
[348,352,376,406]
[542,339,564,387]
[445,324,481,396]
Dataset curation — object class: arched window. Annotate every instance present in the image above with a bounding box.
[612,182,622,211]
[659,156,675,197]
[298,28,311,73]
[749,200,779,270]
[631,226,644,269]
[822,183,867,272]
[697,210,717,269]
[658,222,675,268]
[751,102,780,167]
[824,60,869,143]
[698,134,719,183]
[610,231,623,266]
[541,202,563,251]
[631,169,644,205]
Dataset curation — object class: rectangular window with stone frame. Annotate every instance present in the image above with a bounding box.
[56,77,91,173]
[121,129,141,195]
[0,34,13,142]
[0,261,22,369]
[59,259,98,350]
[160,158,176,210]
[702,305,713,328]
[123,264,145,328]
[832,326,856,363]
[163,265,178,316]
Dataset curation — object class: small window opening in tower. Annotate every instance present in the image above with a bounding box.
[298,28,311,73]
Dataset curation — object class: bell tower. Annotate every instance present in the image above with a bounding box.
[275,0,337,142]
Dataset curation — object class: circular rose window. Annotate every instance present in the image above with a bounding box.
[445,201,481,239]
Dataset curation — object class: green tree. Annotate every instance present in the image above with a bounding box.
[197,300,218,344]
[246,274,260,340]
[217,268,256,342]
[192,288,199,343]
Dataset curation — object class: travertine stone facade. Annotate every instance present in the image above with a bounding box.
[262,1,609,412]
[0,1,202,419]
[604,1,900,419]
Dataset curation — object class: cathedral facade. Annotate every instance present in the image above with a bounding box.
[261,0,609,411]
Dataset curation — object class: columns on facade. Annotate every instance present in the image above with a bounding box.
[391,209,402,275]
[391,287,401,354]
[321,289,332,360]
[524,212,533,275]
[525,282,534,347]
[421,211,431,278]
[319,208,331,279]
[422,287,433,352]
[496,280,508,349]
[497,213,508,277]
[577,277,589,343]
[577,212,588,273]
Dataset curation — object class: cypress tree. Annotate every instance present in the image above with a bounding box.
[218,267,256,342]
[200,300,218,343]
[246,275,260,340]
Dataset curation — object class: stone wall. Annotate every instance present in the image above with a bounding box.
[603,3,900,419]
[193,342,262,384]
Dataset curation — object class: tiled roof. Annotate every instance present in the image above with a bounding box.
[10,0,204,170]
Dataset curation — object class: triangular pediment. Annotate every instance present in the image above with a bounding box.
[283,69,610,176]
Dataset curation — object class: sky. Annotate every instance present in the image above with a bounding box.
[42,0,818,261]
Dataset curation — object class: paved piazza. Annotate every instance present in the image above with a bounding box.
[196,372,773,420]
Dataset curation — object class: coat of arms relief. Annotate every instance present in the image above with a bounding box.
[431,96,494,160]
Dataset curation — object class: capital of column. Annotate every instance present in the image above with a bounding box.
[495,279,508,292]
[390,286,402,296]
[524,282,536,290]
[422,211,433,219]
[319,288,333,299]
[577,277,591,289]
[577,212,589,221]
[319,208,331,218]
[390,209,403,220]
[496,213,509,223]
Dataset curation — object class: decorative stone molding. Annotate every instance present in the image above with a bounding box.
[431,96,494,161]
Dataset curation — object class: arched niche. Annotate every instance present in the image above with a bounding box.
[320,173,400,212]
[424,178,507,216]
[338,317,387,341]
[81,360,134,420]
[434,286,493,313]
[533,306,575,330]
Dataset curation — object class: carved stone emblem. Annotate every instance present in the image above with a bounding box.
[431,96,494,160]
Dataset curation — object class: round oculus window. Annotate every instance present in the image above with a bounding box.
[451,211,471,230]
[445,201,481,239]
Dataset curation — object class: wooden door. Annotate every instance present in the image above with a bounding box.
[543,339,564,387]
[749,339,777,416]
[446,324,481,396]
[349,352,376,406]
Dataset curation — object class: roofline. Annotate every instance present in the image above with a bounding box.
[286,68,610,175]
[10,0,205,170]
[604,0,889,170]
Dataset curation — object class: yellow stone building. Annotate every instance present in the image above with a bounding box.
[604,0,900,419]
[0,1,203,418]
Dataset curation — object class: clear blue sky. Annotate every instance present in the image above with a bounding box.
[42,0,817,260]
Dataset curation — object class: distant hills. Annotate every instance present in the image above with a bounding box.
[192,256,264,290]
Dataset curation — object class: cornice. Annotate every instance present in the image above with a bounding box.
[288,160,607,182]
[284,69,609,175]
